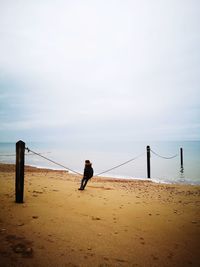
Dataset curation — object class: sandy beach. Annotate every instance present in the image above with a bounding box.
[0,163,200,267]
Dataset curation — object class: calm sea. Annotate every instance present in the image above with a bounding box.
[0,141,199,185]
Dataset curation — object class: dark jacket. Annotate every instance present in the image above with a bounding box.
[83,165,93,179]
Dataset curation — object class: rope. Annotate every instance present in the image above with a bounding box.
[25,147,82,176]
[150,149,178,159]
[95,153,144,176]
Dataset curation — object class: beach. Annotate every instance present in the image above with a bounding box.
[0,163,200,267]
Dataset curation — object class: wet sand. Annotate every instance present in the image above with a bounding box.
[0,163,200,267]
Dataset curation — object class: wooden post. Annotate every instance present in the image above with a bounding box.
[16,140,25,203]
[180,147,183,167]
[147,145,151,178]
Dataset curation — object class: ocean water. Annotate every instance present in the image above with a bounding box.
[0,141,200,185]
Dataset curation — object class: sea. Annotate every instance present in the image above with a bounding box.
[0,141,200,185]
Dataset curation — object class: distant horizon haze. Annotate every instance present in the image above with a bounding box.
[0,1,199,142]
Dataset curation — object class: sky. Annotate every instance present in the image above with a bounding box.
[0,0,200,145]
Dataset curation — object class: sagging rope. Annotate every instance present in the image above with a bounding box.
[95,153,144,176]
[25,147,82,176]
[150,149,178,159]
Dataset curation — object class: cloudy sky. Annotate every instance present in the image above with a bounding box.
[0,0,200,144]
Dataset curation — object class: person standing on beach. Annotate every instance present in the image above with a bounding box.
[79,160,93,190]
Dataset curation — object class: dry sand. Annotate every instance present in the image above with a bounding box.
[0,163,200,267]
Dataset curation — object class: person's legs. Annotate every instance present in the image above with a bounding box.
[82,178,89,189]
[79,178,86,190]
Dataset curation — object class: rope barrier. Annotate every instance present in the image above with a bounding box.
[95,153,145,176]
[1,145,180,178]
[150,149,178,159]
[25,147,82,176]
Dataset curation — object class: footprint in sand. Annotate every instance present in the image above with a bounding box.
[167,252,174,259]
[151,254,159,260]
[92,216,101,221]
[6,235,33,258]
[34,190,43,194]
[17,223,24,227]
[13,243,33,257]
[139,237,145,245]
[113,217,117,223]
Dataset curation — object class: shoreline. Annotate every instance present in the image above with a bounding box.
[1,162,199,186]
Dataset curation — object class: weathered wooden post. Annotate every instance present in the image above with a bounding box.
[16,140,25,203]
[147,145,151,178]
[180,147,183,167]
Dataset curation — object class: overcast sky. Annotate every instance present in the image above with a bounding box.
[0,0,200,144]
